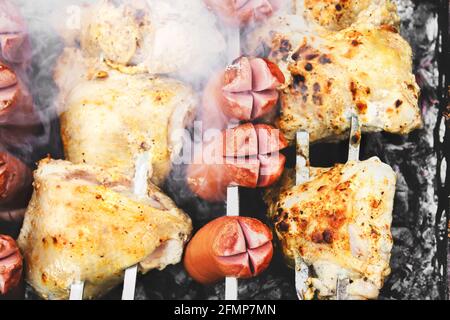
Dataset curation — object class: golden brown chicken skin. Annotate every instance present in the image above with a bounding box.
[18,159,192,300]
[264,157,395,299]
[245,0,422,144]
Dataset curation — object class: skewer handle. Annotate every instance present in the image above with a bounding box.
[225,186,240,300]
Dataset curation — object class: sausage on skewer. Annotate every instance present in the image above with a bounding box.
[184,216,273,284]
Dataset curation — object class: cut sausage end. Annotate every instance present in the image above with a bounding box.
[184,217,273,284]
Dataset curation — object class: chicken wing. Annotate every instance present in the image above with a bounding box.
[264,157,395,299]
[18,159,192,300]
[245,0,422,143]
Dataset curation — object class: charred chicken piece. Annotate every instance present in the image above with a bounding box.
[245,1,422,144]
[57,66,197,187]
[264,157,395,300]
[18,159,192,300]
[0,235,23,297]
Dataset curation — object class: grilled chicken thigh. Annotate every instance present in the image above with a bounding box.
[18,159,192,300]
[245,0,422,143]
[55,49,197,186]
[264,157,395,299]
[60,0,225,77]
[298,0,400,31]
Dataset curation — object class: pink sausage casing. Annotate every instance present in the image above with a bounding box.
[186,123,287,202]
[184,216,273,284]
[0,235,23,297]
[201,56,285,131]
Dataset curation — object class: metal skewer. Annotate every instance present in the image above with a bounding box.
[335,114,362,300]
[225,185,239,300]
[69,281,84,300]
[223,13,242,301]
[294,131,311,300]
[122,152,151,300]
[348,115,361,162]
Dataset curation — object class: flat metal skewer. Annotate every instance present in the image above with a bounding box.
[223,14,241,302]
[336,114,362,300]
[122,152,151,300]
[295,131,311,300]
[348,115,361,162]
[225,185,239,300]
[69,281,84,300]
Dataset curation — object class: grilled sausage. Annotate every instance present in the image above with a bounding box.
[0,235,23,297]
[0,62,37,126]
[184,216,273,284]
[186,123,287,202]
[0,151,32,209]
[201,56,284,130]
[203,0,282,26]
[0,0,32,66]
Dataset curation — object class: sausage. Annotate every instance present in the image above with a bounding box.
[223,56,252,92]
[206,122,258,157]
[187,149,260,202]
[203,0,282,26]
[255,123,288,155]
[184,216,273,284]
[0,64,16,88]
[0,0,32,66]
[201,70,232,131]
[0,62,37,126]
[257,153,286,187]
[250,58,284,91]
[186,123,287,202]
[0,151,32,208]
[202,56,284,129]
[0,235,23,296]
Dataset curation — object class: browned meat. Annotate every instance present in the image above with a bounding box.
[0,235,23,296]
